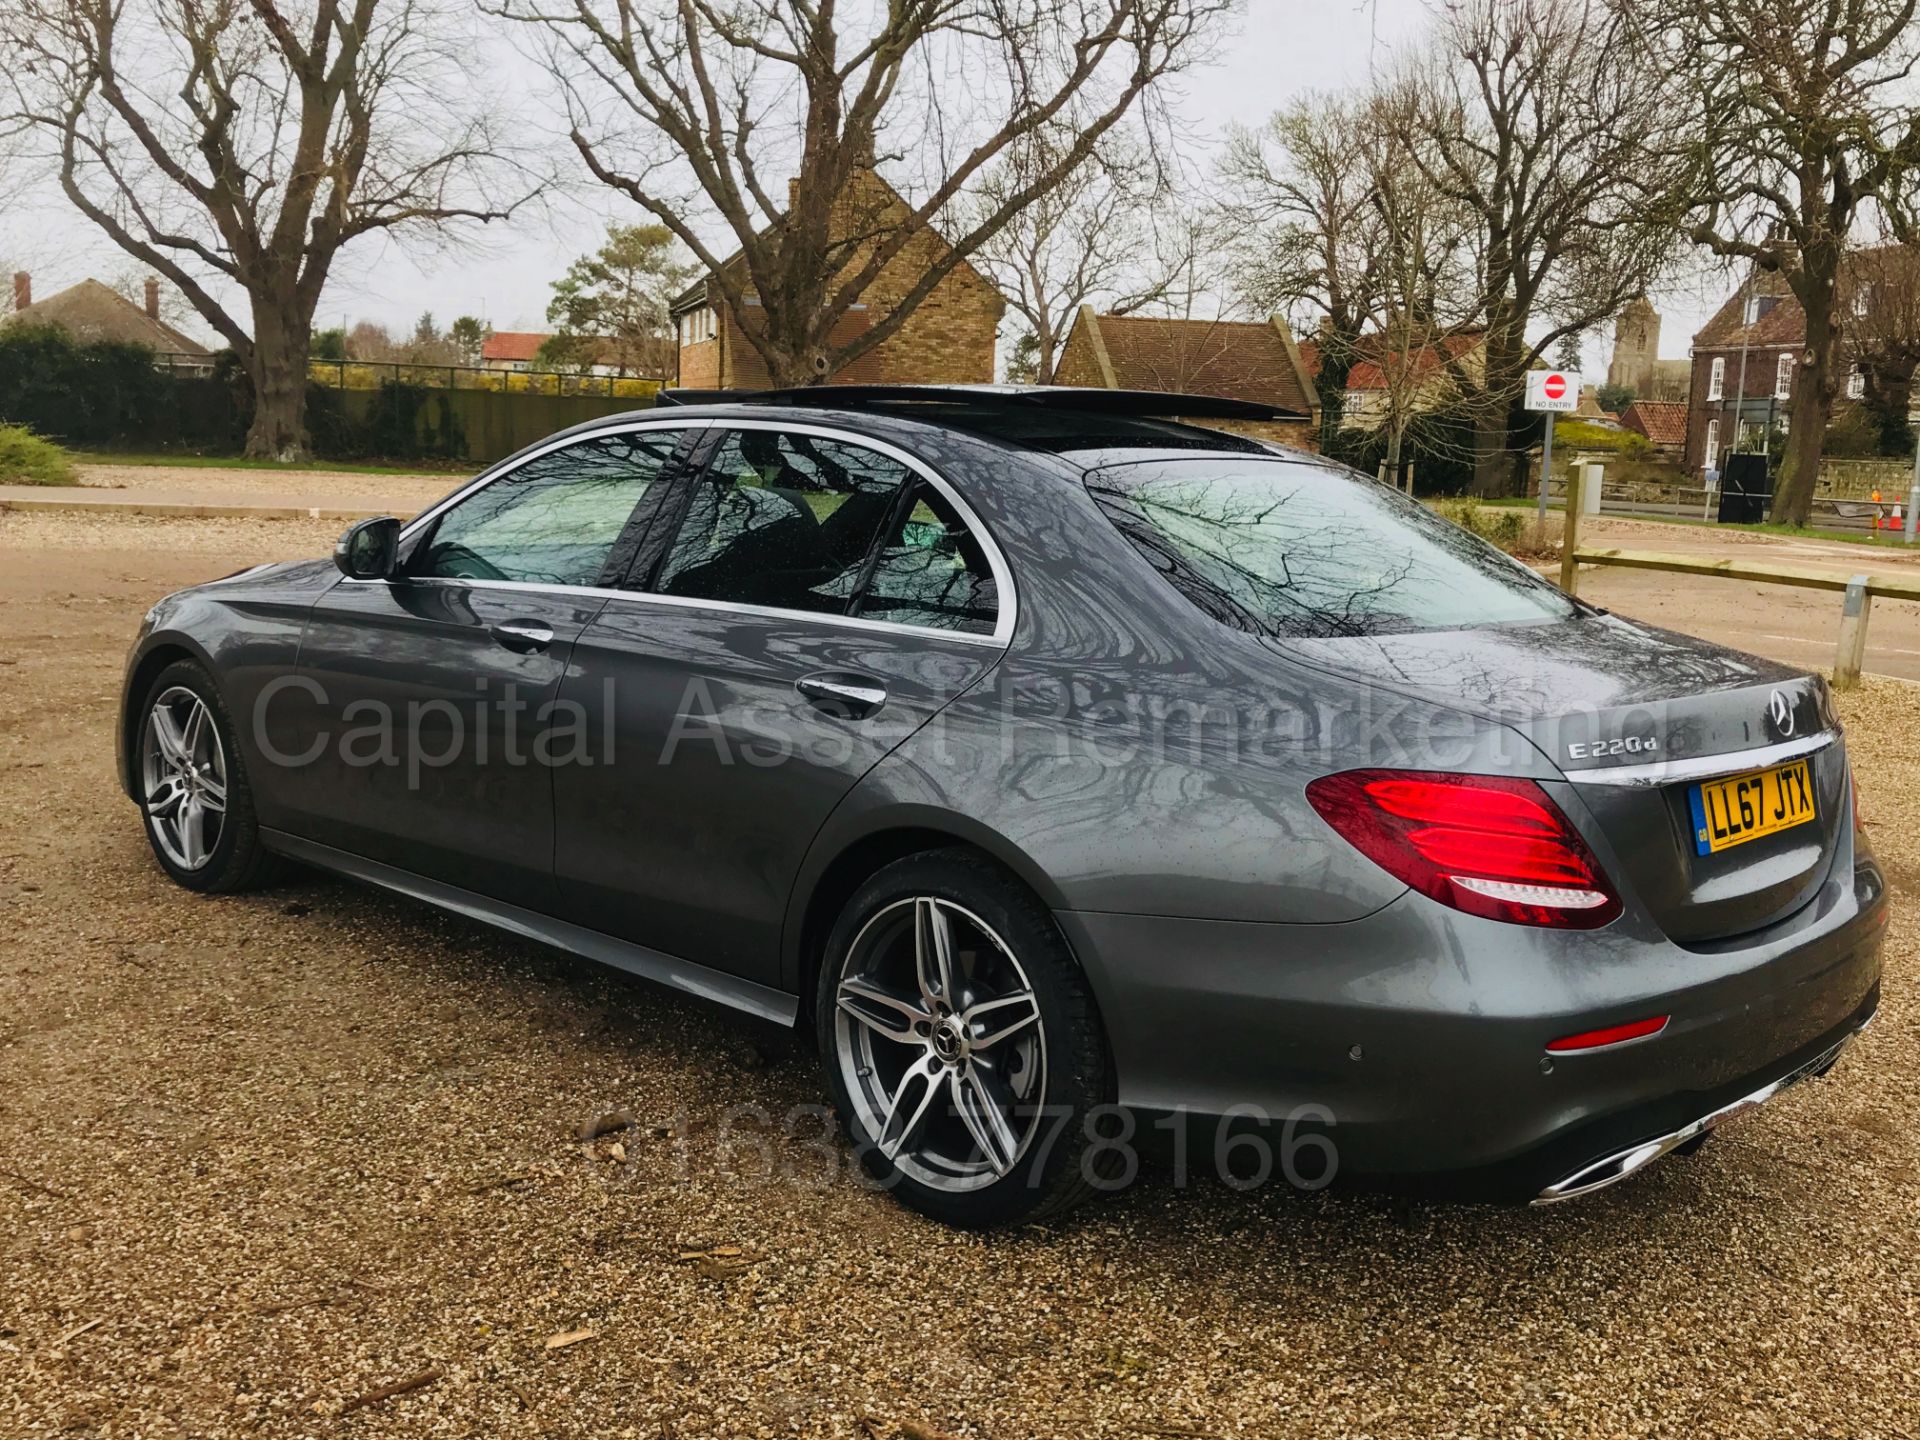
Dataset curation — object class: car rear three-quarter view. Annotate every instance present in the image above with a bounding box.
[117,387,1887,1227]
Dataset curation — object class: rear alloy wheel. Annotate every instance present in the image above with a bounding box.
[136,660,277,893]
[818,851,1117,1227]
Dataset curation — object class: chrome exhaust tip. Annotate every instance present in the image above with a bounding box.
[1531,1029,1859,1206]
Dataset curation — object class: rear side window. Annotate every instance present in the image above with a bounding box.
[655,429,908,614]
[1088,458,1576,638]
[855,485,999,635]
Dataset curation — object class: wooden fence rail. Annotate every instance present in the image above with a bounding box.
[1569,546,1920,690]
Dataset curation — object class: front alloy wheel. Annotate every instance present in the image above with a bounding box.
[818,850,1117,1227]
[142,685,228,871]
[134,659,277,893]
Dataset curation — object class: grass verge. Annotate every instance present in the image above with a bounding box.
[69,450,458,476]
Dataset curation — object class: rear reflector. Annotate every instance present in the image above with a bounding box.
[1546,1015,1670,1054]
[1305,769,1623,929]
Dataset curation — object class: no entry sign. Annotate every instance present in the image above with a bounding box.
[1526,369,1580,412]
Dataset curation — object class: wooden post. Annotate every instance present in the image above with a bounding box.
[1558,461,1584,595]
[1833,575,1872,691]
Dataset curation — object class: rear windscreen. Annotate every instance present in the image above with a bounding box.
[1087,457,1578,638]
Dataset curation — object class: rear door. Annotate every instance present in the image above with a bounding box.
[269,424,694,910]
[551,421,1010,987]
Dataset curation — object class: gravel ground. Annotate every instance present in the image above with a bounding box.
[2,512,1917,1439]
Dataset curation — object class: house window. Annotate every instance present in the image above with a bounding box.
[1705,419,1720,472]
[1707,356,1725,401]
[1853,285,1872,319]
[1774,352,1793,401]
[1743,293,1761,325]
[1847,365,1866,400]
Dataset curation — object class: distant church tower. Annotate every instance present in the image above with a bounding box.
[1605,295,1666,395]
[1608,296,1660,392]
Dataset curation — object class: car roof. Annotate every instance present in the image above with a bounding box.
[646,385,1291,464]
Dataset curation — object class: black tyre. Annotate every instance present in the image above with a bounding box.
[134,659,279,893]
[815,848,1119,1228]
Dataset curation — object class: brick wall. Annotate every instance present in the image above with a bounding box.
[1051,327,1107,387]
[680,169,1003,388]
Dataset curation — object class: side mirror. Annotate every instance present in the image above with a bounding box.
[334,516,401,580]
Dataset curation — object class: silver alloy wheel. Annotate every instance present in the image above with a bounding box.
[140,685,228,871]
[833,896,1046,1192]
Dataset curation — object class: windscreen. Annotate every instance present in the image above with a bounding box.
[1087,457,1578,639]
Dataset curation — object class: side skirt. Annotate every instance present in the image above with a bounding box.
[261,829,799,1026]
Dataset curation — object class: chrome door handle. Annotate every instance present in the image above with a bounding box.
[797,674,888,718]
[490,621,554,654]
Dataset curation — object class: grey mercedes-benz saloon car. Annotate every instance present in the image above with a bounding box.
[119,386,1885,1227]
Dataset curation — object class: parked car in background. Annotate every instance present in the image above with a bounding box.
[119,386,1885,1227]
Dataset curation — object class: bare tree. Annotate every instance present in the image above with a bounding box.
[1219,95,1388,444]
[497,0,1236,388]
[2,0,537,458]
[1355,107,1485,490]
[1849,241,1920,451]
[1391,0,1686,494]
[970,130,1188,383]
[1639,0,1920,522]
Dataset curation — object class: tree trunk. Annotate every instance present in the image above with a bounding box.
[1470,413,1509,497]
[1770,291,1839,527]
[244,302,313,461]
[1862,354,1920,455]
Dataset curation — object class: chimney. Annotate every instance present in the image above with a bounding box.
[12,272,28,312]
[144,276,160,321]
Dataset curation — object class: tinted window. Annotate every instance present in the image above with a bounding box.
[655,429,909,614]
[856,484,999,635]
[1088,458,1576,638]
[416,430,683,586]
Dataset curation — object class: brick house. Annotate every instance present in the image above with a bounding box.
[670,170,1004,389]
[1679,253,1919,475]
[6,272,211,371]
[1317,331,1486,431]
[1051,307,1320,449]
[482,331,637,377]
[1619,398,1689,456]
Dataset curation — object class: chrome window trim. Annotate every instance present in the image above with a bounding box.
[359,413,1016,649]
[1565,731,1835,788]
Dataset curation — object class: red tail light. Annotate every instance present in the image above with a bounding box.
[1306,770,1623,929]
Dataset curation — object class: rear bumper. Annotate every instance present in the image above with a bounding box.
[1056,849,1887,1201]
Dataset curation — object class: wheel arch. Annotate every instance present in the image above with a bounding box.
[120,637,215,801]
[782,811,1074,1016]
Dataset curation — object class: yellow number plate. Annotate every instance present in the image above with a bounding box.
[1690,760,1816,856]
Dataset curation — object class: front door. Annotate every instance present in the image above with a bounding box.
[265,424,694,911]
[552,422,1009,987]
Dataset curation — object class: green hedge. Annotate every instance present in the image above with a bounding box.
[0,325,177,445]
[0,326,644,464]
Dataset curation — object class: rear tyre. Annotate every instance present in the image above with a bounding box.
[816,849,1119,1228]
[135,659,278,893]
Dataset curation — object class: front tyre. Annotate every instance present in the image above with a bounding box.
[136,659,277,893]
[816,850,1118,1228]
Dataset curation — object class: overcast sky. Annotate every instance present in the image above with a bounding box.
[2,0,1730,375]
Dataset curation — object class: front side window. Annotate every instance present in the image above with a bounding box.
[1088,458,1578,639]
[414,429,684,586]
[654,429,911,614]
